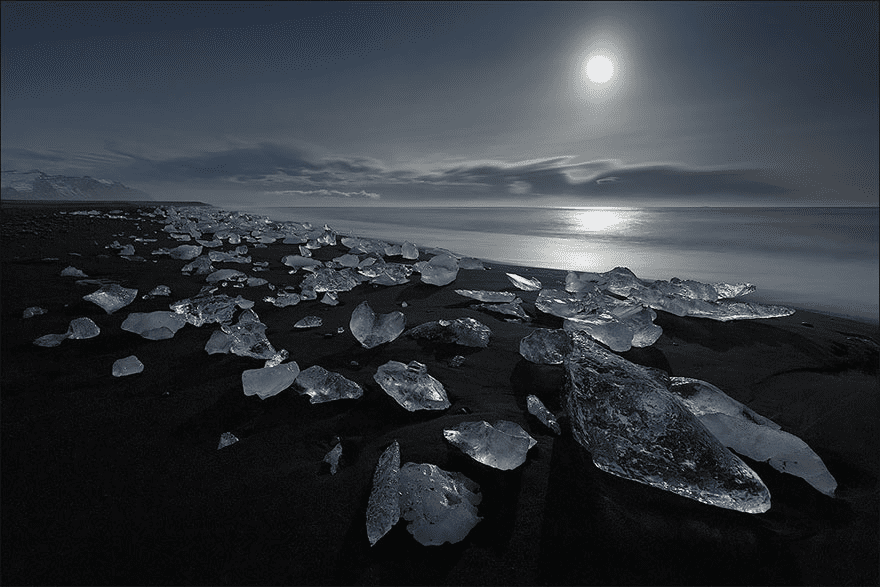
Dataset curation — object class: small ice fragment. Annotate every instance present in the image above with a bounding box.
[61,266,88,277]
[401,241,419,260]
[112,355,144,377]
[168,244,202,260]
[206,269,247,284]
[295,365,364,403]
[458,257,485,270]
[506,273,541,291]
[349,301,406,349]
[281,255,323,269]
[23,306,48,318]
[669,377,837,497]
[33,333,70,347]
[366,441,401,546]
[374,360,450,411]
[83,284,138,314]
[121,311,187,340]
[66,317,101,340]
[526,395,561,434]
[406,317,491,348]
[443,420,537,470]
[455,289,516,303]
[293,316,323,329]
[420,254,459,286]
[143,285,171,299]
[218,432,239,449]
[181,255,215,275]
[323,442,343,474]
[398,463,482,546]
[242,362,300,399]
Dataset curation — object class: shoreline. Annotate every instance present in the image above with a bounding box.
[2,199,877,585]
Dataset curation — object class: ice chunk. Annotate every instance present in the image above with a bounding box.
[564,331,771,514]
[83,284,138,314]
[22,306,48,318]
[443,420,536,470]
[121,311,188,340]
[333,253,360,267]
[366,441,401,546]
[295,365,363,403]
[61,266,88,277]
[293,316,323,329]
[242,362,300,400]
[476,300,531,320]
[206,269,248,284]
[374,361,450,411]
[222,309,285,361]
[565,267,643,296]
[519,328,571,364]
[669,377,837,497]
[171,292,251,326]
[181,255,215,276]
[218,432,239,449]
[323,442,343,474]
[143,285,171,299]
[406,317,491,348]
[563,303,662,352]
[458,257,485,270]
[455,289,517,303]
[398,463,482,546]
[420,254,459,286]
[281,255,323,269]
[66,317,101,339]
[300,268,362,294]
[526,395,561,434]
[349,301,406,349]
[506,273,542,291]
[112,355,144,377]
[34,317,100,347]
[169,244,203,260]
[205,329,233,354]
[401,241,419,260]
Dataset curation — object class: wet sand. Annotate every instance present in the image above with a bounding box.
[1,201,877,585]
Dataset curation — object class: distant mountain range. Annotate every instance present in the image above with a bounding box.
[1,170,150,201]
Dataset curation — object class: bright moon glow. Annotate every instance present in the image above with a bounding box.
[573,210,623,232]
[586,55,614,83]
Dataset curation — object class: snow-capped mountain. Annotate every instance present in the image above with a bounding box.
[1,170,150,201]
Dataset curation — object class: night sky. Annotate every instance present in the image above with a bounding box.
[2,1,877,206]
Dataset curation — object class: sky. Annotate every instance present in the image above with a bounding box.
[2,1,878,207]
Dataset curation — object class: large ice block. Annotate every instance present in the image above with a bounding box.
[349,301,406,349]
[564,331,772,513]
[374,361,450,411]
[443,420,536,470]
[669,377,837,497]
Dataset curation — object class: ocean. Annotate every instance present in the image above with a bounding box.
[228,205,879,323]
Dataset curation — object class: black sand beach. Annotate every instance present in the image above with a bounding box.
[1,201,877,585]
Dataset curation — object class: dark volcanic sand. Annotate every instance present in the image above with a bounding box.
[1,201,877,586]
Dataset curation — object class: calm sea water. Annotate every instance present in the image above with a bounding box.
[233,205,879,323]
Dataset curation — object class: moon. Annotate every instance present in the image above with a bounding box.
[586,55,614,83]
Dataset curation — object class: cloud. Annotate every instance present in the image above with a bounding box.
[3,142,799,204]
[267,189,380,199]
